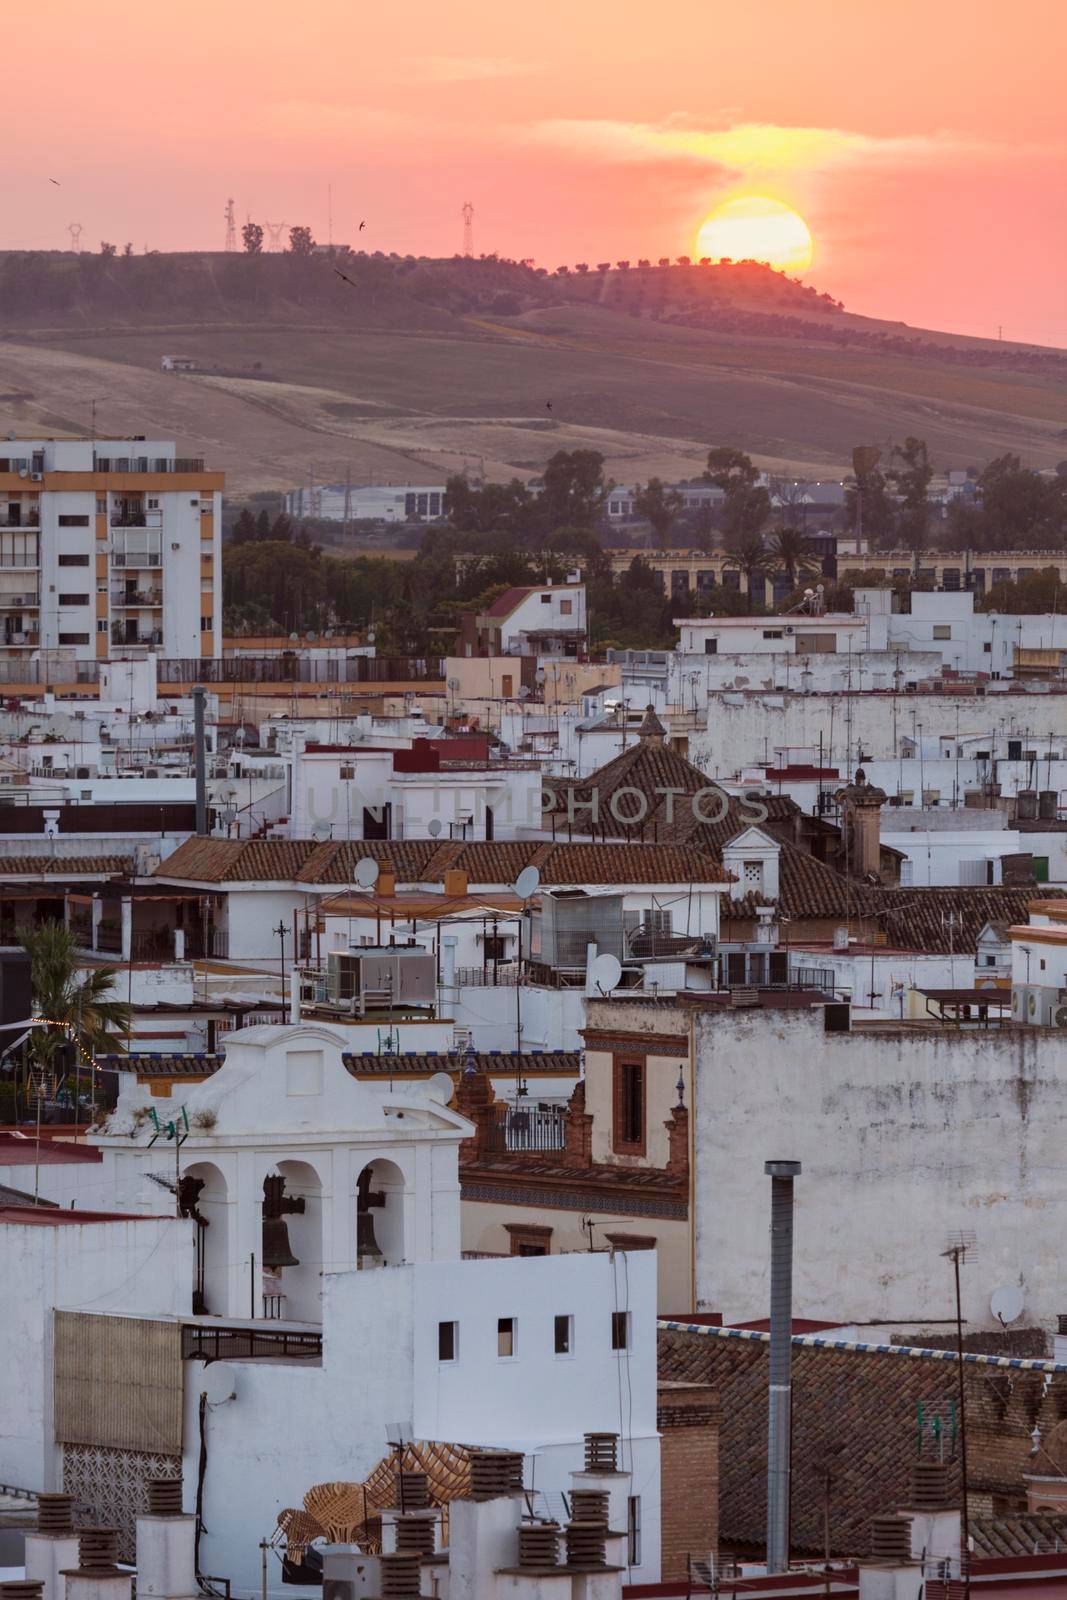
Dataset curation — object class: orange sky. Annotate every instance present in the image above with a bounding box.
[16,0,1067,344]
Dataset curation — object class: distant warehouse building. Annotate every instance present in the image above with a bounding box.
[285,483,447,522]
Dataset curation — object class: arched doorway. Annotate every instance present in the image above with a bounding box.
[263,1160,324,1322]
[180,1161,231,1317]
[355,1158,406,1269]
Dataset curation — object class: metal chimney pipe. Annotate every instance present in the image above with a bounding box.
[192,687,207,836]
[765,1159,801,1575]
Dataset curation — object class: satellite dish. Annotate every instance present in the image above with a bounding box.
[514,865,540,900]
[353,857,380,889]
[289,632,299,642]
[590,952,622,993]
[990,1285,1025,1325]
[202,1362,237,1404]
[427,818,443,837]
[426,1071,455,1105]
[311,820,332,842]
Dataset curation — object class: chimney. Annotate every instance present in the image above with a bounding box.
[377,864,396,897]
[24,1498,80,1600]
[136,1476,196,1599]
[443,867,468,898]
[61,1529,132,1600]
[765,1160,801,1574]
[835,768,887,880]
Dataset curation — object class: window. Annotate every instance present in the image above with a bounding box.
[483,935,508,963]
[57,514,89,527]
[96,497,107,514]
[560,599,572,615]
[540,593,551,604]
[57,553,89,567]
[147,498,160,509]
[554,1314,573,1356]
[497,1317,516,1358]
[762,629,783,640]
[704,638,718,655]
[200,616,213,632]
[437,1320,458,1362]
[58,594,89,606]
[932,624,951,640]
[58,632,89,645]
[501,674,513,698]
[983,641,992,653]
[504,1223,552,1256]
[627,1496,642,1566]
[613,1058,645,1154]
[611,1310,631,1351]
[339,765,355,780]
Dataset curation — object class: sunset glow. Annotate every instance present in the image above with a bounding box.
[695,198,814,273]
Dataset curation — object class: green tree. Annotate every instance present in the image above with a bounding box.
[255,509,272,541]
[230,508,258,545]
[100,241,117,257]
[634,478,683,548]
[539,450,611,532]
[20,922,131,1083]
[767,525,818,588]
[704,446,770,542]
[444,475,533,536]
[242,222,264,254]
[288,225,315,256]
[844,459,896,547]
[887,437,933,553]
[975,453,1066,547]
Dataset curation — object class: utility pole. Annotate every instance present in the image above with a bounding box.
[273,921,287,1002]
[193,687,208,836]
[943,1234,975,1597]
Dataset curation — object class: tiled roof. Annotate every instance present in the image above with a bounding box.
[658,1326,1067,1557]
[343,1050,580,1076]
[98,1054,224,1077]
[0,855,132,876]
[154,838,320,883]
[484,585,537,618]
[971,1515,1067,1557]
[156,836,725,888]
[869,886,1067,955]
[0,1135,102,1166]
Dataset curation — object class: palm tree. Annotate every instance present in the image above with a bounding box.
[20,921,131,1087]
[722,530,772,605]
[768,526,819,589]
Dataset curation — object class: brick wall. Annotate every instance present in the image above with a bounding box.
[658,1381,720,1580]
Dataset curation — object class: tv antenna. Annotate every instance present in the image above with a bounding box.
[264,221,287,252]
[224,197,237,252]
[67,222,83,254]
[461,201,474,258]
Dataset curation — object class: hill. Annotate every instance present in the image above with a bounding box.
[0,250,1064,495]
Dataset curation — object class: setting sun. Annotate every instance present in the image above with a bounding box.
[696,196,814,273]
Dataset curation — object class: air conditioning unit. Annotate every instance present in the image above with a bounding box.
[30,472,42,482]
[1054,1005,1067,1029]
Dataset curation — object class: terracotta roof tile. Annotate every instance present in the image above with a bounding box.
[658,1327,1067,1557]
[0,855,132,876]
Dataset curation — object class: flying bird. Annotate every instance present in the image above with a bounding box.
[546,401,553,411]
[358,220,366,231]
[49,178,60,186]
[333,266,358,289]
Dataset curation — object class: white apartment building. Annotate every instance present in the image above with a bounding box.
[0,436,222,661]
[285,482,447,521]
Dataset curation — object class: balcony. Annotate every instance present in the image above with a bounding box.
[2,631,40,648]
[0,593,39,609]
[110,590,162,607]
[111,627,163,647]
[484,1103,568,1153]
[110,552,162,569]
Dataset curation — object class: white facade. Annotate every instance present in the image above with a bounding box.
[0,437,221,661]
[691,1007,1067,1331]
[493,585,587,656]
[285,483,446,522]
[676,614,877,657]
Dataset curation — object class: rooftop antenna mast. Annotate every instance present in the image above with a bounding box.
[224,197,237,252]
[67,222,83,254]
[264,221,287,252]
[461,201,474,258]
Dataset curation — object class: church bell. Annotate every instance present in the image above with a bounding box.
[356,1167,385,1268]
[262,1173,304,1270]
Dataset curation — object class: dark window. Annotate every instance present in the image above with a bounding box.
[540,593,551,604]
[614,1058,645,1152]
[554,1314,572,1355]
[57,553,89,567]
[611,1310,630,1351]
[58,594,89,606]
[627,1496,642,1566]
[57,514,89,527]
[497,1317,515,1358]
[824,1003,851,1033]
[57,632,89,645]
[483,935,507,963]
[762,629,783,639]
[200,616,213,632]
[437,1320,457,1362]
[1008,740,1022,760]
[704,638,718,655]
[769,950,788,984]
